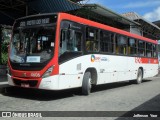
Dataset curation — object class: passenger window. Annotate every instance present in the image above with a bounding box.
[86,27,99,52]
[116,35,127,55]
[138,41,145,57]
[146,43,152,57]
[153,45,157,58]
[128,38,137,56]
[100,31,114,53]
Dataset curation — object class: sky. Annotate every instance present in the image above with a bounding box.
[82,0,160,22]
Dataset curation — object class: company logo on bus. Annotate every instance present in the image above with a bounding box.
[91,55,95,62]
[91,55,101,62]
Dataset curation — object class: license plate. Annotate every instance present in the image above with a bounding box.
[21,83,30,88]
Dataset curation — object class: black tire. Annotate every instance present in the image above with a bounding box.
[136,68,143,84]
[82,72,92,95]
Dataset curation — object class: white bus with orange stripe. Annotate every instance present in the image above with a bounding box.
[7,13,159,95]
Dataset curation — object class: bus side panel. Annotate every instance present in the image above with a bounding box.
[143,64,158,78]
[58,55,99,90]
[39,75,59,90]
[98,55,137,84]
[58,54,158,90]
[98,54,118,84]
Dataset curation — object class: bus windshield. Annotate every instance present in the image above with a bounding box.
[10,26,56,64]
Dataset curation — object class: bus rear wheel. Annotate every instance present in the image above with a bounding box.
[82,72,92,95]
[136,68,143,84]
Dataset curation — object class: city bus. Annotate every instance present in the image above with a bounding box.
[7,13,159,95]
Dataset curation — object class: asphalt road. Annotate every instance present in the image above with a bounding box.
[0,76,160,120]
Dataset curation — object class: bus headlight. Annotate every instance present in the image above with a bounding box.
[42,66,54,78]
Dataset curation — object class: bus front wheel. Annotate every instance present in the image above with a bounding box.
[82,72,92,95]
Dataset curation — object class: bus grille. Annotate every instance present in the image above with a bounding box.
[13,79,38,87]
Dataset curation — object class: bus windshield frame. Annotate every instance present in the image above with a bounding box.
[9,14,58,71]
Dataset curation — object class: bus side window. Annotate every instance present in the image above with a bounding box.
[116,35,127,55]
[138,40,145,57]
[153,44,157,58]
[86,27,99,52]
[146,43,152,57]
[100,31,114,53]
[128,38,137,56]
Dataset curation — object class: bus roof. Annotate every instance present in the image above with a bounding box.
[58,12,158,44]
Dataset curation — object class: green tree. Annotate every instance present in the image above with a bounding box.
[1,28,11,65]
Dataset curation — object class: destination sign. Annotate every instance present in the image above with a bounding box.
[15,14,57,28]
[20,18,50,27]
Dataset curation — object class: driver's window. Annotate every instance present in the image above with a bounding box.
[67,30,82,52]
[60,30,67,55]
[60,29,82,55]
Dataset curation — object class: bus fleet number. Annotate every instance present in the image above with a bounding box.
[31,73,40,77]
